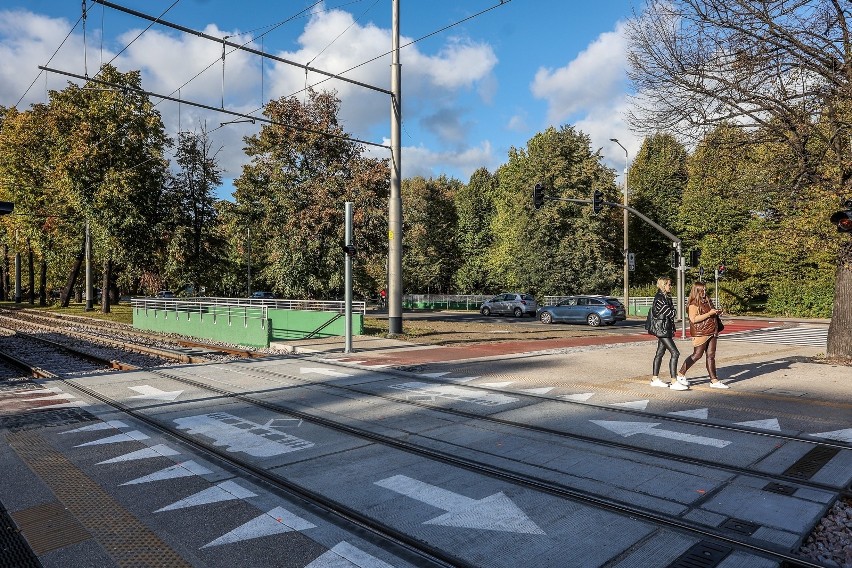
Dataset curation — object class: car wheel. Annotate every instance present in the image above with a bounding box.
[481,307,491,316]
[513,307,523,317]
[587,313,601,327]
[540,312,553,324]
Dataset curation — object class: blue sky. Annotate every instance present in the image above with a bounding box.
[1,0,642,198]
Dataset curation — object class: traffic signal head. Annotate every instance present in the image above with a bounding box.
[689,248,701,267]
[533,184,545,209]
[593,190,604,214]
[830,200,852,232]
[0,202,13,215]
[670,249,678,269]
[341,244,357,255]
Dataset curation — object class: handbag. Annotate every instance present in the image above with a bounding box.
[645,306,670,338]
[716,315,725,332]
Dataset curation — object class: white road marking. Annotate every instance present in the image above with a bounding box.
[418,372,450,378]
[591,420,732,448]
[305,542,396,568]
[174,412,315,457]
[128,385,184,402]
[479,381,514,388]
[375,475,544,534]
[97,444,180,464]
[810,428,852,443]
[668,408,709,419]
[201,506,316,548]
[521,387,554,395]
[561,393,595,402]
[300,367,353,377]
[36,400,91,409]
[63,420,129,433]
[121,460,212,485]
[75,430,150,447]
[611,399,649,410]
[155,480,257,512]
[389,382,518,406]
[735,418,781,431]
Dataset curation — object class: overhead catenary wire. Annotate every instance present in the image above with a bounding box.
[39,65,390,150]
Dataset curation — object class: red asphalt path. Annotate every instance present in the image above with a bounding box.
[339,319,782,366]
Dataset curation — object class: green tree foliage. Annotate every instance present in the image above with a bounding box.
[454,167,498,293]
[627,133,688,285]
[402,176,461,293]
[162,128,226,295]
[491,126,621,296]
[232,89,388,299]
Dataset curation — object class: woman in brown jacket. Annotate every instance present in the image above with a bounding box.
[677,281,730,389]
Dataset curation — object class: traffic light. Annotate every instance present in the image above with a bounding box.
[533,184,545,209]
[829,200,852,232]
[0,202,13,215]
[689,248,701,267]
[341,244,357,255]
[593,190,604,214]
[670,249,679,269]
[718,264,726,276]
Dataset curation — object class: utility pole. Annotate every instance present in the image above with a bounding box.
[388,0,403,335]
[611,138,629,315]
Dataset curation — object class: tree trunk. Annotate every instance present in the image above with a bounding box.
[27,240,35,305]
[39,259,47,306]
[826,240,852,360]
[110,281,120,305]
[61,237,86,308]
[100,257,112,313]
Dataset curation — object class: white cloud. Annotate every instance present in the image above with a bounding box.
[531,21,629,124]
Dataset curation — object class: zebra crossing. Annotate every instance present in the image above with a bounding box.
[724,325,828,347]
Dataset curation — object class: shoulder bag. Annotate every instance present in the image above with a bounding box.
[689,300,718,336]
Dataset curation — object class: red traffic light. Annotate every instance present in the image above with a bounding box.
[830,209,852,233]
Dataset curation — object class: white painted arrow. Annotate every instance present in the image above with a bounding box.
[418,372,450,378]
[300,367,353,377]
[305,542,395,568]
[590,420,731,448]
[201,506,316,548]
[479,381,514,388]
[810,428,852,443]
[64,420,129,434]
[375,475,544,534]
[75,430,150,447]
[128,385,184,402]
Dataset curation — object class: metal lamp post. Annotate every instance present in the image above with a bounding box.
[610,138,629,315]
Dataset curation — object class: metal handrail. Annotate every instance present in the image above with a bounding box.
[132,297,365,315]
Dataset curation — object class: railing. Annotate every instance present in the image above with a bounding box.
[402,294,491,310]
[133,297,366,315]
[130,298,268,328]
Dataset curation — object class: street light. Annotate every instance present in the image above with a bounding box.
[610,138,629,316]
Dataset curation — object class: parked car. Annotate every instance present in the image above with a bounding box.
[155,290,175,298]
[479,293,538,317]
[250,291,275,299]
[536,295,626,327]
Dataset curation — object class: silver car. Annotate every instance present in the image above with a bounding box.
[479,293,538,317]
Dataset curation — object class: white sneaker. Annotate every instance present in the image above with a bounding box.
[669,382,689,391]
[649,378,668,388]
[676,375,689,386]
[709,381,730,389]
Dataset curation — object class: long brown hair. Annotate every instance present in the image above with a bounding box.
[687,281,707,307]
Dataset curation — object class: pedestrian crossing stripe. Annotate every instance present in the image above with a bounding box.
[723,326,827,347]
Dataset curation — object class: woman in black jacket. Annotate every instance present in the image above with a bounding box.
[649,277,687,390]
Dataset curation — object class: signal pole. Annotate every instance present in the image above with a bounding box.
[611,139,629,315]
[388,0,403,335]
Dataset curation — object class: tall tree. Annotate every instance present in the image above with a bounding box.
[626,0,852,358]
[491,126,621,297]
[402,176,461,294]
[233,89,388,299]
[454,167,499,293]
[628,133,688,285]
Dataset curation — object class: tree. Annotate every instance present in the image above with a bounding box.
[455,167,499,293]
[232,89,388,299]
[402,176,461,294]
[626,0,852,359]
[628,133,688,285]
[491,126,621,296]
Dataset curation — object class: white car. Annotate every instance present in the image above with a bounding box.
[479,293,538,317]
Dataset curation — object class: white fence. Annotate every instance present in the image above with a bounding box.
[132,297,366,315]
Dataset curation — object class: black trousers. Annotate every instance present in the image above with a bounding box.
[653,336,680,378]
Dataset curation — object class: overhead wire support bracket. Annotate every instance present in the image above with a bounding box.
[90,0,392,96]
[39,65,390,150]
